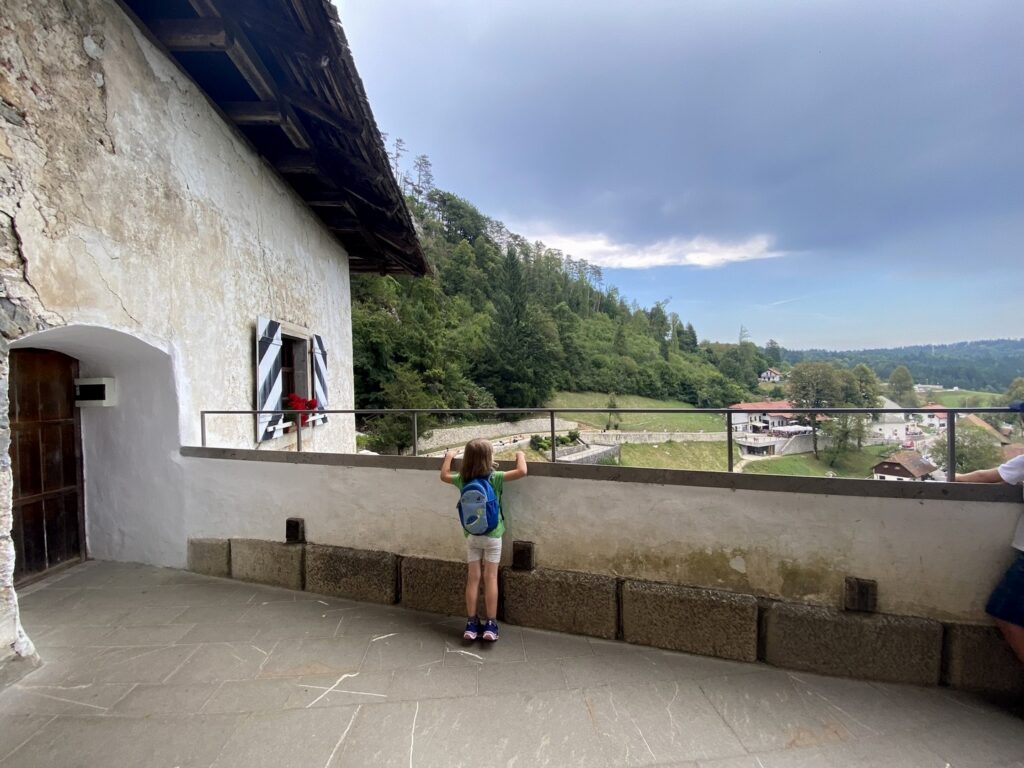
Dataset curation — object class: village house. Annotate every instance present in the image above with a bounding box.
[728,400,799,433]
[872,451,938,482]
[758,367,782,383]
[1,0,424,662]
[959,413,1012,447]
[921,403,948,430]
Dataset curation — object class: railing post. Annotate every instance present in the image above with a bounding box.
[201,411,207,447]
[550,410,557,463]
[412,412,419,457]
[295,413,303,453]
[726,411,734,473]
[946,413,956,481]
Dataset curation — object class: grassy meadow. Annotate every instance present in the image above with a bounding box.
[921,389,1001,408]
[618,441,738,471]
[546,392,725,432]
[740,444,893,479]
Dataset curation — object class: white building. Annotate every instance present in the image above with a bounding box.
[729,401,799,433]
[1,0,423,660]
[758,368,783,383]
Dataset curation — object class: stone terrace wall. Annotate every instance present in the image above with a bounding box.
[181,449,1023,623]
[416,418,579,452]
[582,431,727,445]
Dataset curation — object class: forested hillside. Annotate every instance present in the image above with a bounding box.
[351,156,1019,451]
[785,340,1024,392]
[352,185,773,448]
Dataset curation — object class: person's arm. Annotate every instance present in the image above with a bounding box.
[955,468,1004,483]
[502,451,528,482]
[440,450,457,484]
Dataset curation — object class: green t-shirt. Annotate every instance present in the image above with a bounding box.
[453,471,505,538]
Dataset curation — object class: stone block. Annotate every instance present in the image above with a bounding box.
[944,623,1024,698]
[400,557,484,617]
[763,603,942,685]
[503,568,617,639]
[622,581,758,662]
[187,538,230,578]
[229,539,303,590]
[305,543,398,604]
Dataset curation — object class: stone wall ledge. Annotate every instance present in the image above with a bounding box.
[187,537,1024,698]
[763,602,943,686]
[305,543,398,605]
[502,568,618,639]
[622,580,758,662]
[229,538,303,590]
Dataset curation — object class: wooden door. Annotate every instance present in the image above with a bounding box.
[9,349,85,583]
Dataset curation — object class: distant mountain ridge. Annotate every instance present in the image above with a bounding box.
[783,339,1024,392]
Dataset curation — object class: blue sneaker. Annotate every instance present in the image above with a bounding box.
[482,619,499,642]
[463,617,480,641]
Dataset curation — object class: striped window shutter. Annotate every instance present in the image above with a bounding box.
[311,334,328,425]
[255,317,284,442]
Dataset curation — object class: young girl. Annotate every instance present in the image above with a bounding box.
[440,438,527,642]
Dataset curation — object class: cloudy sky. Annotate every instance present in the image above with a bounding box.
[339,0,1022,350]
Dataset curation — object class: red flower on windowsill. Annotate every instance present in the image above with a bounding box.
[286,393,318,427]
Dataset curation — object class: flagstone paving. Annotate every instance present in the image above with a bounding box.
[1,560,1022,767]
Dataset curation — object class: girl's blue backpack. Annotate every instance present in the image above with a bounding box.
[458,474,500,534]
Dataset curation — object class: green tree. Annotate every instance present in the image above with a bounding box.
[765,339,783,366]
[1004,377,1024,404]
[606,392,622,430]
[887,366,919,407]
[681,323,699,353]
[851,364,882,408]
[477,247,561,407]
[931,426,1003,474]
[788,362,844,458]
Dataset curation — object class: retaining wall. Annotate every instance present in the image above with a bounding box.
[415,418,579,452]
[581,431,727,445]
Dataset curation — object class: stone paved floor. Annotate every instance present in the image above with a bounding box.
[2,561,1023,768]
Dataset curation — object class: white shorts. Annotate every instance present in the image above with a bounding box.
[466,535,502,564]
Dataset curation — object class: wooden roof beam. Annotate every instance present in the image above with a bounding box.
[222,101,285,125]
[152,19,230,51]
[284,89,363,141]
[275,154,320,174]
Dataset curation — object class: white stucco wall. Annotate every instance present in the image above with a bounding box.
[1,0,356,453]
[182,455,1023,622]
[10,327,187,567]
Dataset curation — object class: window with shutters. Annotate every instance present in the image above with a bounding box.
[256,318,328,443]
[279,334,309,409]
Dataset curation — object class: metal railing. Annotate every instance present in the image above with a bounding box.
[199,405,1017,478]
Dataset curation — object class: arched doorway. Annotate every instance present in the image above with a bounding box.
[9,349,85,583]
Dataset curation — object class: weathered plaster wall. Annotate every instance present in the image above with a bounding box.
[0,0,356,452]
[181,454,1023,623]
[0,0,360,659]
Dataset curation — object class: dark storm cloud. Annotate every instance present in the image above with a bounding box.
[342,0,1022,267]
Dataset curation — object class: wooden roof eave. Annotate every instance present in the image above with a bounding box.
[123,0,426,277]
